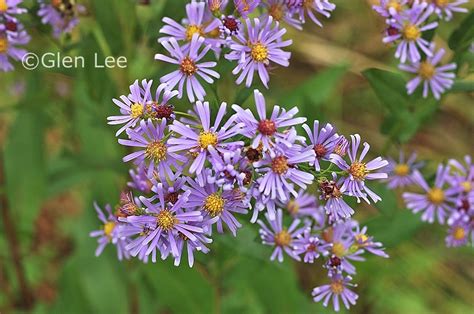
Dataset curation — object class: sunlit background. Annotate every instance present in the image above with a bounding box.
[1,0,473,313]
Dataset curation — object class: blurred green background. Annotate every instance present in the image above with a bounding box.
[0,0,473,313]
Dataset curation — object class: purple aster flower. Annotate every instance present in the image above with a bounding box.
[234,0,260,17]
[0,0,27,18]
[326,221,364,274]
[288,0,336,27]
[333,135,349,157]
[318,175,355,221]
[220,15,241,38]
[445,219,470,247]
[403,165,458,223]
[294,228,331,263]
[330,134,389,203]
[352,225,389,258]
[208,0,228,14]
[232,89,306,152]
[429,0,468,21]
[185,175,248,236]
[312,272,358,312]
[255,143,315,201]
[262,0,303,30]
[399,45,456,99]
[225,17,292,88]
[38,0,85,38]
[108,80,179,136]
[90,203,130,260]
[383,1,438,63]
[0,23,29,72]
[168,101,243,174]
[159,1,222,49]
[150,177,187,205]
[448,155,473,195]
[123,188,204,259]
[280,191,320,219]
[257,209,306,262]
[372,0,408,17]
[303,120,339,171]
[331,134,388,203]
[385,151,423,189]
[118,119,186,179]
[155,35,220,102]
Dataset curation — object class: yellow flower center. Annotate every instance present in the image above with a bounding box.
[394,163,410,176]
[433,0,450,7]
[287,199,299,215]
[274,230,292,247]
[330,280,345,294]
[271,156,289,175]
[460,181,472,193]
[180,56,197,76]
[204,193,225,216]
[145,141,167,161]
[268,4,284,21]
[403,24,421,41]
[452,226,466,240]
[427,188,445,205]
[250,43,269,62]
[332,242,346,258]
[198,131,218,149]
[0,0,7,12]
[349,162,368,181]
[387,0,402,12]
[185,24,204,41]
[419,62,436,80]
[130,103,144,119]
[0,37,8,53]
[156,210,178,231]
[103,221,116,238]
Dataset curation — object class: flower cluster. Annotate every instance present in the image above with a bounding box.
[372,0,467,99]
[0,0,84,71]
[0,0,29,71]
[91,79,390,311]
[386,153,473,247]
[155,0,337,102]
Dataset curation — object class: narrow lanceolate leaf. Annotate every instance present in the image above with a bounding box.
[448,11,474,54]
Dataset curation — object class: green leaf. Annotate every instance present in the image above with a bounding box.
[448,11,474,54]
[363,68,409,112]
[450,80,474,93]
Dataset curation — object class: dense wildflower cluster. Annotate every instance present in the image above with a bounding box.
[91,79,390,311]
[155,0,337,101]
[0,0,83,71]
[386,153,473,247]
[372,0,467,99]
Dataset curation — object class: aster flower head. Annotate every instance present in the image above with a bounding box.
[38,0,85,38]
[122,188,205,259]
[90,203,130,260]
[318,175,355,221]
[372,0,408,17]
[225,17,292,88]
[168,101,243,174]
[303,120,339,171]
[294,228,331,263]
[0,23,29,72]
[159,1,222,49]
[383,1,438,63]
[108,80,179,136]
[234,0,260,17]
[255,142,315,201]
[118,119,186,179]
[351,225,389,258]
[232,89,306,152]
[445,219,470,247]
[257,209,306,262]
[312,271,358,312]
[448,155,473,196]
[155,35,220,102]
[220,15,241,38]
[185,175,247,236]
[428,0,468,21]
[330,134,389,203]
[262,0,303,30]
[385,151,423,189]
[403,165,458,223]
[280,191,320,219]
[399,45,456,99]
[288,0,337,27]
[128,165,153,194]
